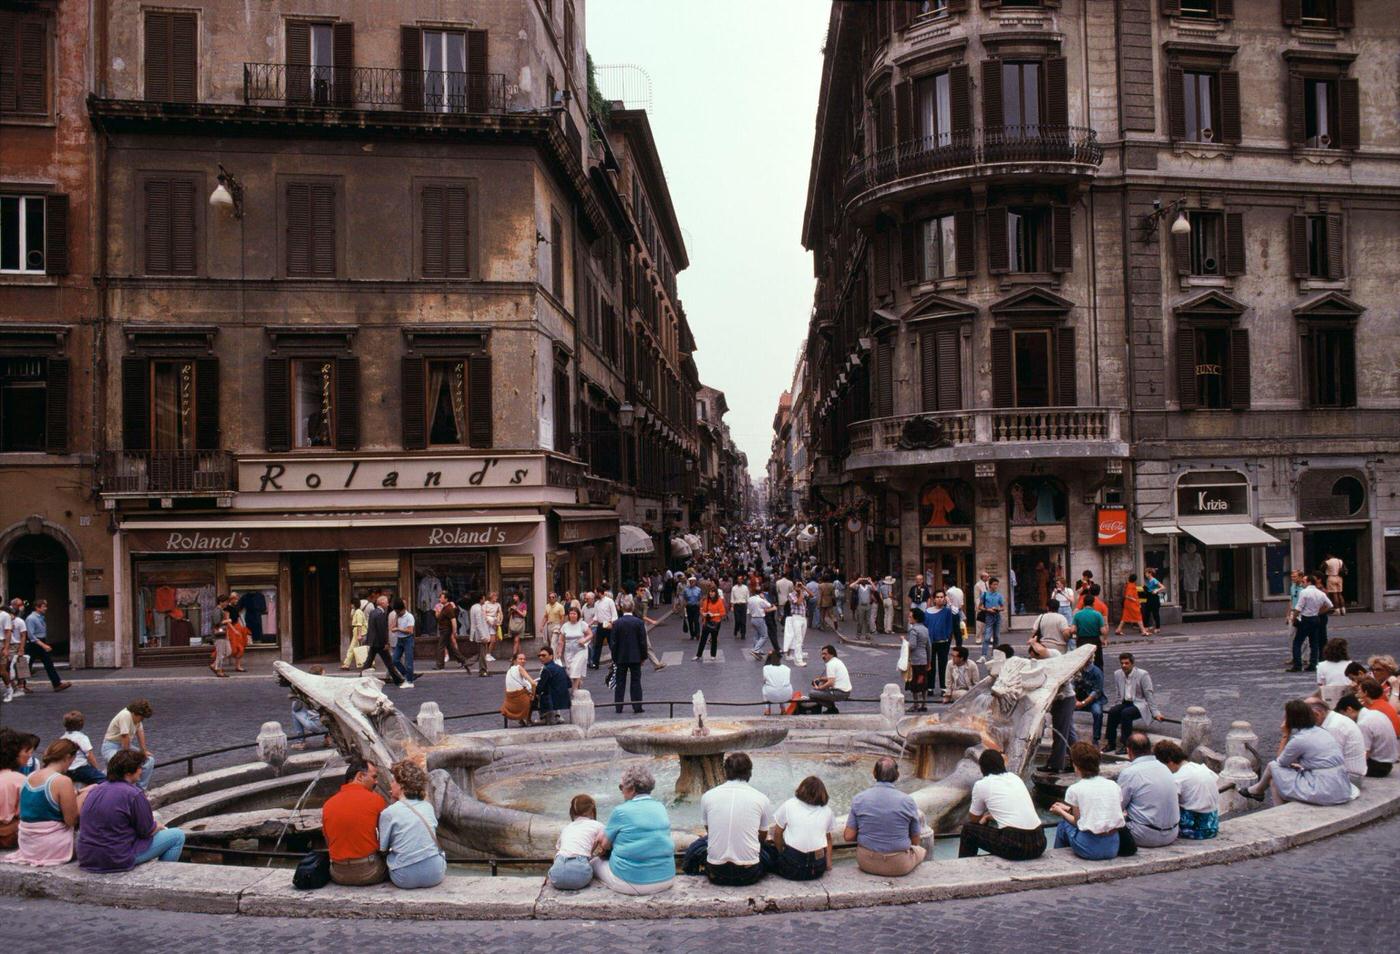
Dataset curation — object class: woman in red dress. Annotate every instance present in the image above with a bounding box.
[1114,574,1148,638]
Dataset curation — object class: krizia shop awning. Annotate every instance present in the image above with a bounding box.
[1181,523,1281,547]
[619,524,654,555]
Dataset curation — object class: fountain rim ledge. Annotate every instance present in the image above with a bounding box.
[2,775,1396,921]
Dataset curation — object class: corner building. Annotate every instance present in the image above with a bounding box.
[800,0,1400,628]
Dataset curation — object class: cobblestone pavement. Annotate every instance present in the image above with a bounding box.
[7,810,1397,953]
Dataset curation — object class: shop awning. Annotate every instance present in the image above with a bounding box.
[1265,520,1306,531]
[1182,523,1280,547]
[670,537,693,559]
[619,524,654,555]
[784,525,799,538]
[120,512,542,553]
[1142,524,1182,535]
[682,533,703,551]
[555,508,620,545]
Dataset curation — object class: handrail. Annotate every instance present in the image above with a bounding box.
[242,62,506,113]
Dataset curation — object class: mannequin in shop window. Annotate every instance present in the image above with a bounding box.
[1179,544,1204,613]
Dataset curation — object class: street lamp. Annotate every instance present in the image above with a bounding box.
[1142,197,1190,242]
[209,164,244,220]
[618,403,635,429]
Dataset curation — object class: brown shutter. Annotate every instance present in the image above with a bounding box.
[1174,225,1191,276]
[285,20,310,104]
[1223,212,1246,276]
[1334,0,1354,28]
[401,357,426,450]
[981,59,1003,132]
[121,357,150,450]
[467,352,493,448]
[0,14,15,112]
[445,185,469,277]
[1218,71,1241,144]
[1045,56,1068,128]
[990,328,1013,408]
[311,183,335,275]
[1176,327,1198,410]
[1051,204,1072,273]
[43,357,68,454]
[550,215,564,299]
[1055,326,1077,406]
[170,179,196,275]
[1300,325,1317,406]
[400,26,423,110]
[16,16,45,113]
[896,81,913,143]
[1282,0,1302,26]
[43,193,68,276]
[144,12,170,101]
[1229,328,1251,409]
[1166,66,1186,141]
[170,12,196,103]
[1161,0,1181,14]
[936,327,961,411]
[1287,73,1305,145]
[986,207,1009,274]
[466,29,488,111]
[954,208,976,276]
[334,357,359,450]
[949,63,971,136]
[263,358,291,452]
[876,90,893,151]
[332,21,354,106]
[893,2,910,31]
[421,184,443,277]
[920,330,938,412]
[1325,214,1345,280]
[873,225,891,293]
[1289,214,1309,278]
[145,179,170,274]
[286,183,310,275]
[194,357,219,449]
[1216,0,1234,18]
[874,339,894,418]
[946,0,968,11]
[901,221,920,285]
[1336,78,1359,150]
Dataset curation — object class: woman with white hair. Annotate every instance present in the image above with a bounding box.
[591,764,675,895]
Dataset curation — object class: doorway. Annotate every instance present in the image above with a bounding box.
[6,534,69,659]
[1008,546,1065,618]
[290,552,340,660]
[1304,526,1367,610]
[1181,544,1250,618]
[922,549,973,596]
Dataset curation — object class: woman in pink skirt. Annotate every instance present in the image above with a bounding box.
[4,738,82,866]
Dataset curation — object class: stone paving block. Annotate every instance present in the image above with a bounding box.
[237,869,541,920]
[4,860,265,913]
[534,872,829,919]
[822,858,1016,909]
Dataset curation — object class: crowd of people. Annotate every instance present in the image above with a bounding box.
[1,596,73,700]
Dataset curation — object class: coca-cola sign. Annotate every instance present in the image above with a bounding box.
[1097,508,1128,547]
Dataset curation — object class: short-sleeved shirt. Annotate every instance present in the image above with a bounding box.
[603,794,675,885]
[1172,761,1220,814]
[700,781,774,866]
[824,657,852,692]
[105,709,140,745]
[0,768,22,821]
[1072,607,1106,642]
[322,782,387,863]
[774,797,836,854]
[1358,707,1399,763]
[556,817,605,857]
[969,772,1041,831]
[76,780,157,872]
[62,731,94,770]
[847,782,921,853]
[1065,775,1123,834]
[980,591,1004,612]
[1032,612,1071,651]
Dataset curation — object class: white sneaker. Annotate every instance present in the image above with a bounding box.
[2,688,12,703]
[485,654,496,662]
[400,681,415,689]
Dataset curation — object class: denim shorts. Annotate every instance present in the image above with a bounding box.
[548,854,595,891]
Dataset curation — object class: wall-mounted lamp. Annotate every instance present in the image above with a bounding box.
[536,230,549,244]
[209,164,244,220]
[1142,197,1190,242]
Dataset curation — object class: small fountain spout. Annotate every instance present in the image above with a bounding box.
[691,690,710,737]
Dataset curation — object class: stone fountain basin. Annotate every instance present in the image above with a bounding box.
[613,721,788,757]
[902,722,986,749]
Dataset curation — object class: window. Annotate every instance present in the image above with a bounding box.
[1177,211,1243,278]
[1007,208,1048,273]
[1182,72,1218,142]
[1304,78,1335,147]
[918,0,948,14]
[1386,534,1400,593]
[1188,211,1222,275]
[1264,539,1290,597]
[919,327,961,412]
[0,10,48,115]
[422,29,466,112]
[915,71,951,146]
[144,178,197,275]
[401,353,492,450]
[121,354,218,452]
[1305,215,1328,276]
[922,215,957,281]
[1291,213,1344,280]
[1301,0,1337,26]
[420,183,471,278]
[0,357,55,452]
[0,195,44,273]
[552,357,570,451]
[424,359,468,445]
[991,322,1077,408]
[1180,0,1216,17]
[1288,64,1357,149]
[1000,61,1041,134]
[1194,328,1230,408]
[1305,325,1355,407]
[1012,329,1053,407]
[151,360,196,451]
[564,2,576,71]
[285,21,350,106]
[285,182,335,277]
[144,11,197,103]
[292,359,335,448]
[1176,324,1252,410]
[262,354,354,452]
[550,212,564,299]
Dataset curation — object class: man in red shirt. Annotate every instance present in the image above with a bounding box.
[322,758,388,885]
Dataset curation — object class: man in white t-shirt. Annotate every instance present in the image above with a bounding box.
[775,574,793,621]
[0,604,12,702]
[8,602,29,695]
[810,645,852,713]
[730,579,750,638]
[960,749,1046,860]
[1338,694,1398,779]
[390,599,416,688]
[62,710,106,786]
[683,752,776,885]
[1316,700,1366,782]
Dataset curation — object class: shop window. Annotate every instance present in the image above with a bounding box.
[1385,534,1400,593]
[413,552,487,629]
[1264,539,1290,597]
[0,355,66,453]
[1006,476,1068,617]
[292,359,335,448]
[1008,476,1066,526]
[919,479,973,528]
[134,560,217,650]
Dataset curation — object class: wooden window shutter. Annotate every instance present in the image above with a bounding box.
[1161,0,1181,14]
[876,0,890,38]
[1325,214,1345,280]
[990,328,1013,408]
[550,214,564,299]
[1229,328,1251,409]
[1216,0,1234,19]
[286,183,310,275]
[263,358,291,452]
[1223,212,1246,276]
[893,1,910,32]
[986,207,1009,274]
[901,221,920,285]
[1300,325,1317,406]
[896,81,913,143]
[1218,71,1241,144]
[333,22,354,106]
[981,59,1003,132]
[334,357,360,450]
[1281,0,1302,26]
[145,179,171,274]
[1335,0,1354,28]
[170,180,196,274]
[1287,73,1305,145]
[0,13,16,112]
[876,90,893,151]
[1166,66,1186,141]
[13,15,45,113]
[949,63,971,135]
[1055,326,1077,406]
[946,0,968,11]
[121,357,150,450]
[1045,56,1068,128]
[400,26,423,110]
[285,20,310,104]
[194,357,219,449]
[874,339,894,418]
[873,225,891,293]
[1176,327,1198,410]
[401,357,427,450]
[1173,225,1191,276]
[43,357,68,454]
[1336,78,1359,150]
[936,328,961,411]
[170,13,196,103]
[920,331,938,412]
[445,185,469,276]
[421,185,444,276]
[1050,204,1073,273]
[466,29,488,112]
[43,194,68,276]
[1289,214,1309,278]
[144,12,170,101]
[311,183,335,275]
[467,353,493,448]
[954,209,976,276]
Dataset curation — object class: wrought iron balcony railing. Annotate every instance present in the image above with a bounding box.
[242,63,506,114]
[100,450,236,496]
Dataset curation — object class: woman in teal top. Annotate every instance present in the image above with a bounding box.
[591,765,675,895]
[377,760,446,889]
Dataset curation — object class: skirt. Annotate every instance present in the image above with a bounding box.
[566,649,588,680]
[501,689,533,721]
[1120,597,1143,625]
[3,820,73,866]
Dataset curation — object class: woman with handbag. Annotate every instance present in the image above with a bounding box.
[500,652,536,727]
[377,760,446,889]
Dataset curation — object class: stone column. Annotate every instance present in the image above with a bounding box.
[1180,705,1211,759]
[571,688,596,736]
[1218,719,1260,814]
[416,701,445,744]
[257,721,288,771]
[880,682,906,731]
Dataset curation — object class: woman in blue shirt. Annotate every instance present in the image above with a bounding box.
[591,765,675,895]
[377,759,446,889]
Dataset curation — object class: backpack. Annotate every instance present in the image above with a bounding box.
[292,849,331,890]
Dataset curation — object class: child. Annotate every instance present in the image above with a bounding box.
[547,794,604,891]
[16,732,40,775]
[60,711,105,786]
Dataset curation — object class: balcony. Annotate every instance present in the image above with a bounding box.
[843,125,1102,215]
[100,451,236,498]
[846,407,1125,471]
[242,64,506,114]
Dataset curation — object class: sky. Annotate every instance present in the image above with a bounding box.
[586,0,828,475]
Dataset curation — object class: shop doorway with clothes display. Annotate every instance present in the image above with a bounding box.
[918,479,975,595]
[5,534,69,659]
[290,552,340,661]
[1304,527,1367,610]
[1006,476,1067,619]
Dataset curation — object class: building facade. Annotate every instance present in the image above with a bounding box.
[796,0,1399,627]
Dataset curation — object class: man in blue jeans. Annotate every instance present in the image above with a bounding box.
[24,600,71,693]
[978,578,1005,662]
[682,578,703,640]
[390,598,416,688]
